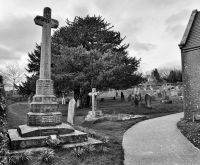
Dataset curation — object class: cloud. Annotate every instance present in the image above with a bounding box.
[166,24,185,39]
[119,18,143,37]
[165,9,190,39]
[166,9,190,24]
[0,15,42,66]
[0,44,20,61]
[133,41,156,52]
[142,0,183,7]
[0,15,40,53]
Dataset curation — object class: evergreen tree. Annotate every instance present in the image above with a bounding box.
[53,46,142,107]
[151,68,162,83]
[165,69,182,83]
[19,15,143,107]
[52,15,129,55]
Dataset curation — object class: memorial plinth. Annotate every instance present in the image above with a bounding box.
[16,7,68,138]
[8,7,102,150]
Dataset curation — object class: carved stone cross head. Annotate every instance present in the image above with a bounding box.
[34,7,58,28]
[89,88,99,97]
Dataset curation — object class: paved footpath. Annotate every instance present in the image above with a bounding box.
[123,113,200,165]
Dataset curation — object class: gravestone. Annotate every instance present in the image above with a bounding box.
[61,93,66,104]
[157,92,162,98]
[67,98,76,125]
[77,99,80,108]
[8,7,101,150]
[145,94,152,108]
[162,89,167,100]
[128,94,131,102]
[85,88,103,121]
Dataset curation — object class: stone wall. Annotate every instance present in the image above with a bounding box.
[182,48,200,120]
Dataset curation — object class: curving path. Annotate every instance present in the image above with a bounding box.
[123,113,200,165]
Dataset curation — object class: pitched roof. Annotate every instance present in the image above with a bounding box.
[179,10,198,48]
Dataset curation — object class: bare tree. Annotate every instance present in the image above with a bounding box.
[0,63,25,92]
[158,67,171,79]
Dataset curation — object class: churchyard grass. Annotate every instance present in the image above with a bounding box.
[7,96,183,165]
[177,119,200,150]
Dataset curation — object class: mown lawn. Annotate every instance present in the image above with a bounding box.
[7,97,183,165]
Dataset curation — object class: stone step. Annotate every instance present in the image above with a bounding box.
[18,123,74,137]
[8,129,88,150]
[9,137,102,154]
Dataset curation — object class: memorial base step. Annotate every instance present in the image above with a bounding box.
[17,123,74,137]
[85,110,103,121]
[9,137,102,154]
[8,129,88,150]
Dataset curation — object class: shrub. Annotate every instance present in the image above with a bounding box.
[19,151,33,162]
[72,146,85,158]
[83,144,95,154]
[40,149,55,164]
[96,144,109,154]
[45,135,62,148]
[7,153,20,165]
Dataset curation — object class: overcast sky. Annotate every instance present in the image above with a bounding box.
[0,0,199,73]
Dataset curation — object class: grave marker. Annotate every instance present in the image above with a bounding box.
[85,88,103,121]
[67,98,76,124]
[145,94,152,108]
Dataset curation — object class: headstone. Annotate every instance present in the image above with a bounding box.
[62,93,66,104]
[67,98,76,125]
[116,91,118,97]
[121,92,125,102]
[76,99,80,108]
[133,87,137,95]
[162,90,167,100]
[157,91,162,98]
[171,89,178,96]
[145,94,152,108]
[85,88,103,121]
[128,94,131,102]
[134,95,140,106]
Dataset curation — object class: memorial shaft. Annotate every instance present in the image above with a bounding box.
[27,7,61,127]
[40,8,51,79]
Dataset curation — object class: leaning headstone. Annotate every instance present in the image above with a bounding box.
[67,98,76,125]
[145,94,152,108]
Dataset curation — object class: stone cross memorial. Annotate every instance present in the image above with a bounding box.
[8,7,88,150]
[89,88,99,112]
[85,88,103,121]
[27,7,61,127]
